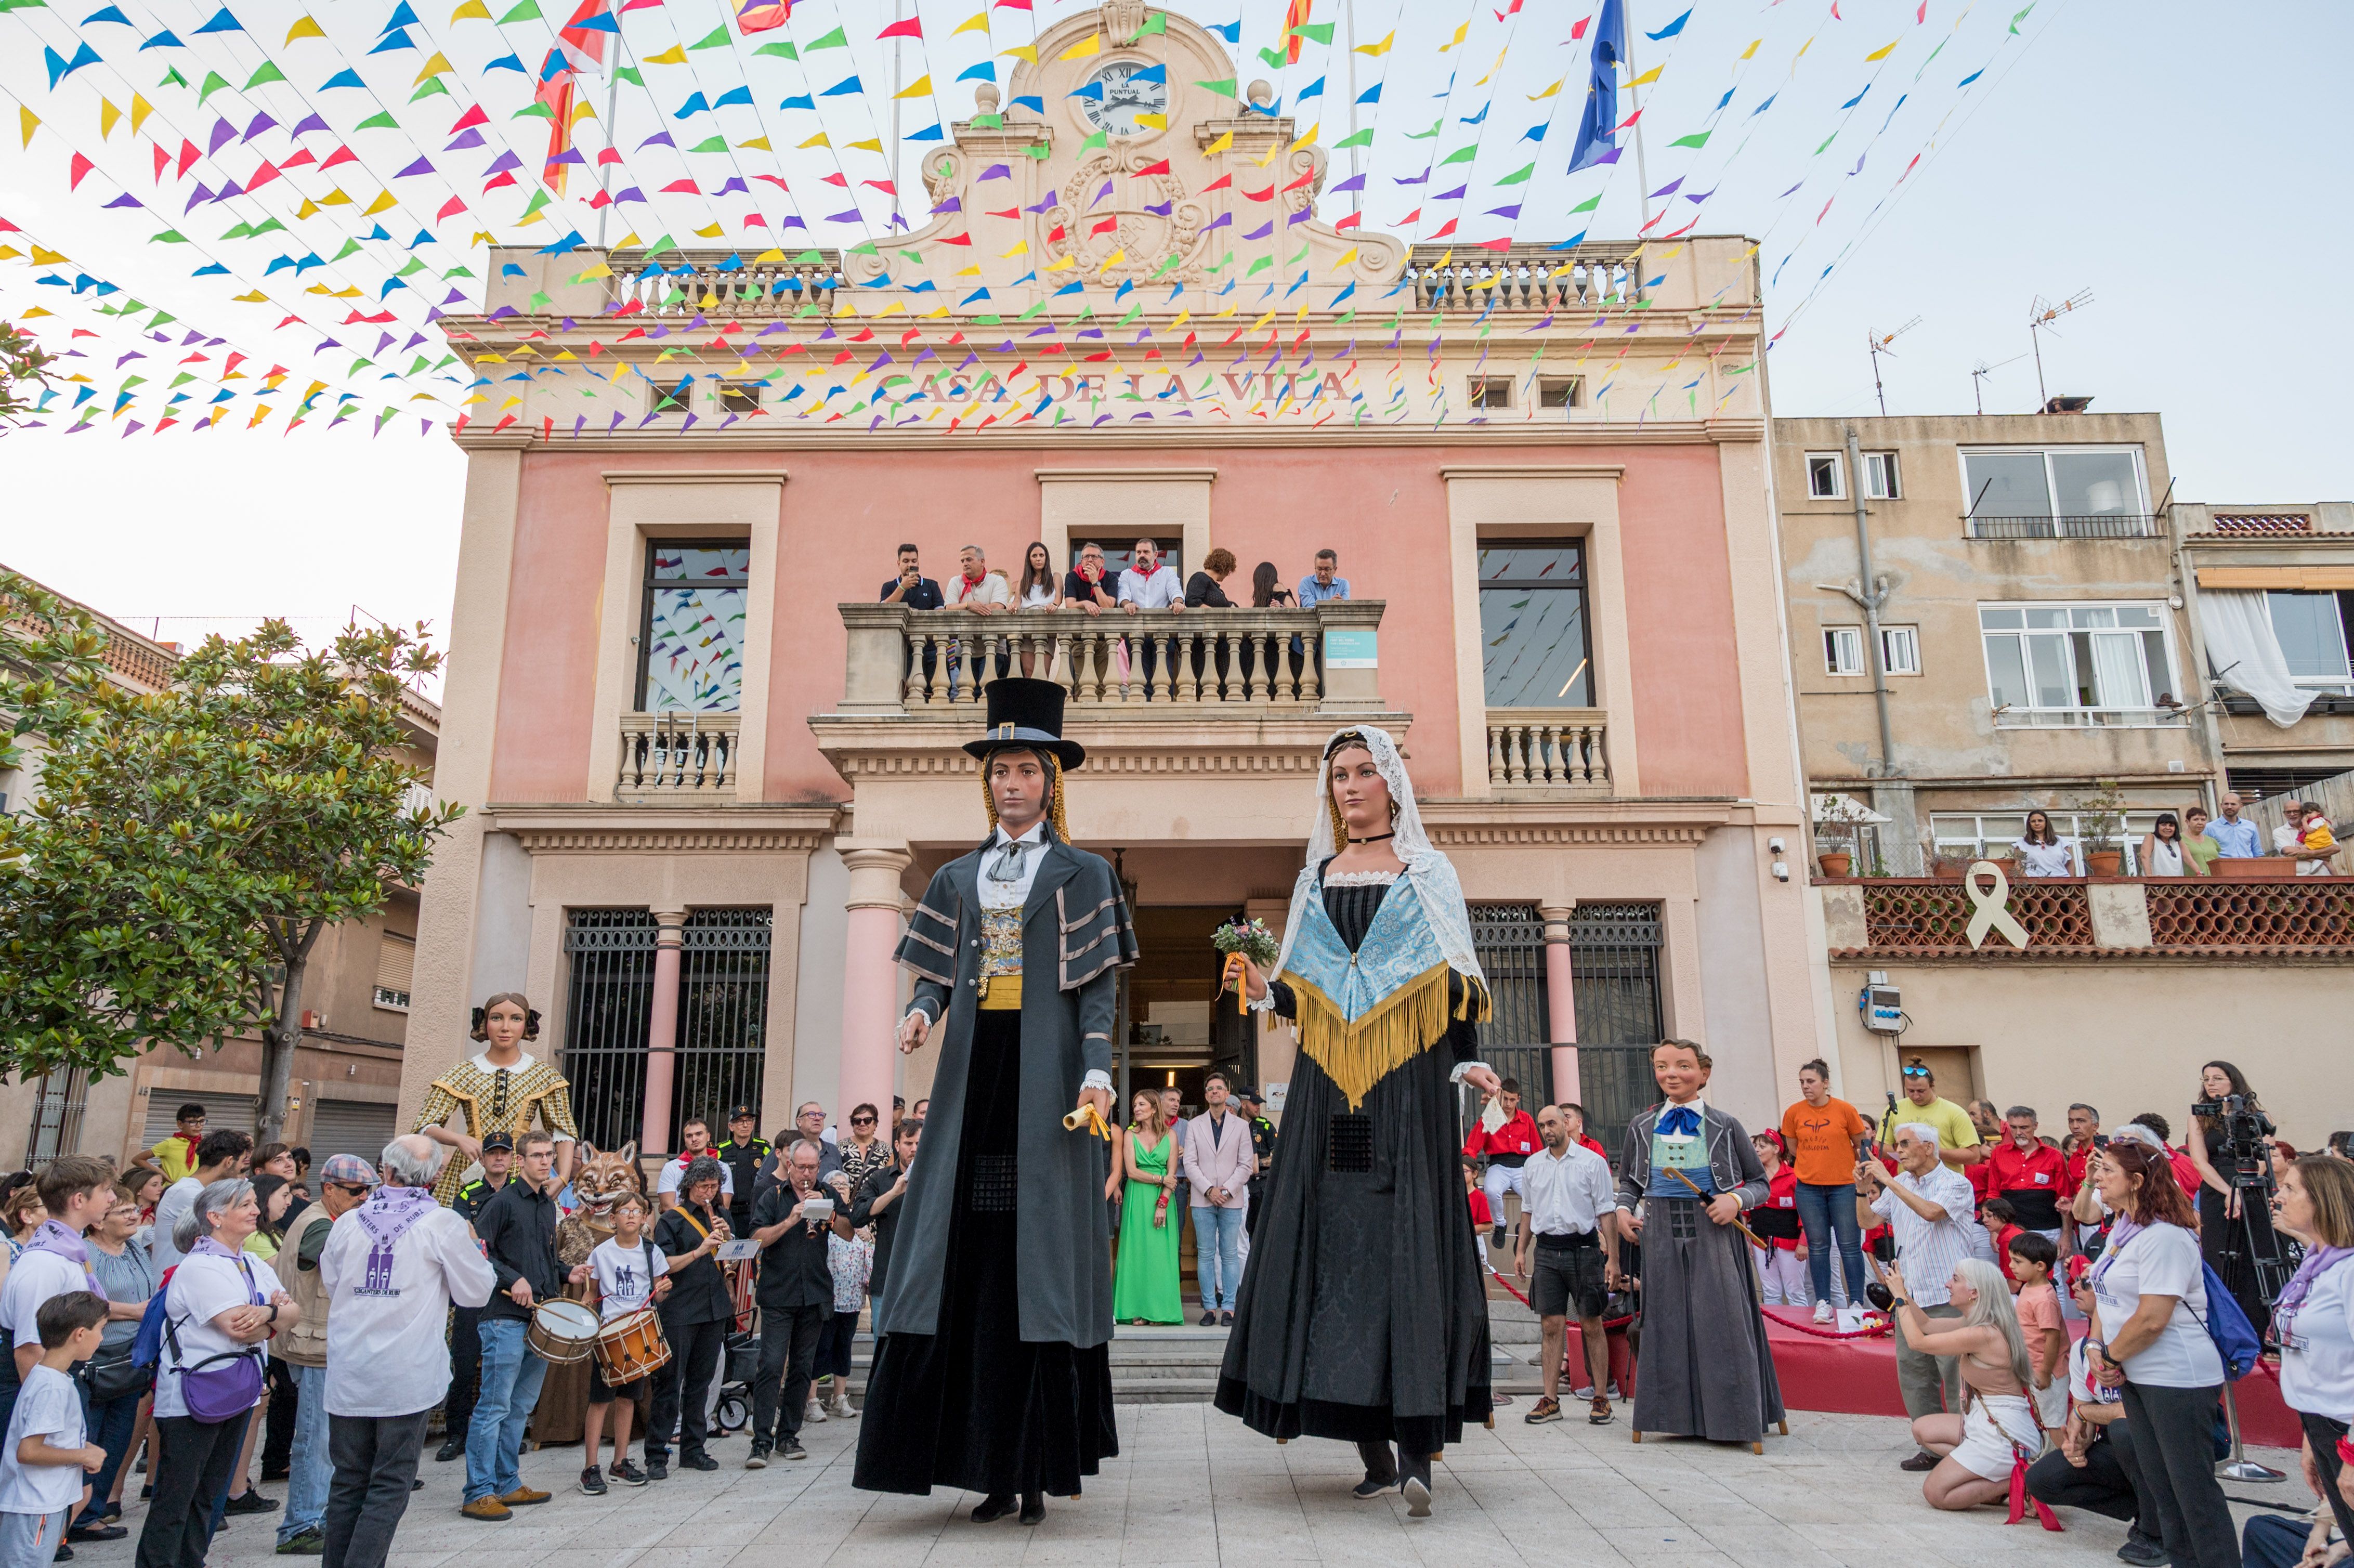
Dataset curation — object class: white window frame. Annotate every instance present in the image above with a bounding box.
[1930,811,2174,875]
[1977,599,2183,727]
[1957,445,2151,537]
[1823,625,1865,676]
[1806,452,1845,500]
[1880,624,1921,676]
[2264,591,2354,694]
[1864,451,1901,500]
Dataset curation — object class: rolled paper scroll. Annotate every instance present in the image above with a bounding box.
[1062,1103,1115,1141]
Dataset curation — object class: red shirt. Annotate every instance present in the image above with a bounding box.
[1577,1134,1609,1161]
[1993,1222,2024,1283]
[1467,1188,1493,1228]
[1464,1110,1539,1162]
[1759,1165,1803,1251]
[2060,1144,2095,1200]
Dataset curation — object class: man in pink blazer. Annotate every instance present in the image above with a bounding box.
[1182,1072,1258,1326]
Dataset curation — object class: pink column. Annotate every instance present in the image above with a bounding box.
[1540,905,1579,1103]
[839,844,914,1129]
[639,909,687,1156]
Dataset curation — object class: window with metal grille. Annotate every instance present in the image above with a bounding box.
[373,933,414,1012]
[24,1072,87,1165]
[1468,904,1554,1121]
[1565,903,1666,1163]
[560,907,771,1157]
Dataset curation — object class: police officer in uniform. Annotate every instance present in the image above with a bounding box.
[714,1105,769,1238]
[437,1130,515,1461]
[1233,1089,1278,1242]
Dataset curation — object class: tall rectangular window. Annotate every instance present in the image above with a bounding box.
[1823,626,1865,676]
[1864,452,1901,499]
[1806,453,1845,499]
[1479,540,1592,707]
[1979,602,2178,725]
[1880,625,1922,675]
[638,542,749,712]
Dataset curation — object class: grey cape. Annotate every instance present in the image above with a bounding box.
[1616,1102,1786,1444]
[873,834,1136,1346]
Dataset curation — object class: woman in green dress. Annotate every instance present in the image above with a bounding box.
[1114,1089,1183,1325]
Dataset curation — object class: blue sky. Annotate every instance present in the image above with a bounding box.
[2,0,2346,634]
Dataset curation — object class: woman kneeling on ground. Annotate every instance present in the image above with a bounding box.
[1886,1256,2042,1511]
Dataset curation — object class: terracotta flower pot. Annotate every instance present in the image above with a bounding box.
[1817,852,1853,878]
[2086,850,2124,877]
[1932,860,1966,879]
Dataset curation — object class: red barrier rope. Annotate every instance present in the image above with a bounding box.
[1761,1306,1896,1340]
[1486,1268,1637,1329]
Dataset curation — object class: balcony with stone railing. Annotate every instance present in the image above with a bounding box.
[1403,244,1647,314]
[604,250,843,319]
[1483,710,1612,796]
[833,601,1391,718]
[1817,875,2354,960]
[616,711,739,798]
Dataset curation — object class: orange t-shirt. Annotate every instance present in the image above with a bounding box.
[1781,1096,1871,1186]
[2015,1281,2064,1381]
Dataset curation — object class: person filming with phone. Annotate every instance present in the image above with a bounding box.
[745,1142,851,1467]
[1859,1125,1984,1472]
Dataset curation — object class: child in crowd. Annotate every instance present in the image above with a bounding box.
[821,1224,873,1421]
[2008,1233,2068,1439]
[580,1191,669,1497]
[1982,1198,2024,1285]
[1748,1132,1810,1306]
[1462,1159,1493,1237]
[0,1293,109,1568]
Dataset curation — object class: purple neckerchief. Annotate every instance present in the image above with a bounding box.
[2273,1245,2354,1345]
[187,1235,264,1301]
[2087,1218,2143,1291]
[351,1184,436,1297]
[22,1220,89,1270]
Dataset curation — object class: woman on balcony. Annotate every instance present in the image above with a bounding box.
[2139,813,2188,877]
[2013,811,2077,877]
[1184,548,1238,608]
[1014,542,1062,677]
[1217,727,1501,1516]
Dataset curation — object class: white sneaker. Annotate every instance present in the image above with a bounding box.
[828,1391,855,1419]
[1812,1301,1834,1325]
[805,1396,827,1425]
[1570,1386,1595,1402]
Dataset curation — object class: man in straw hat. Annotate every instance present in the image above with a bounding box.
[852,678,1137,1525]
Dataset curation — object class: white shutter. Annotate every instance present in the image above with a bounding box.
[373,934,414,1011]
[306,1100,398,1165]
[140,1091,259,1149]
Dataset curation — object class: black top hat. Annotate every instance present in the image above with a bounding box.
[963,677,1086,769]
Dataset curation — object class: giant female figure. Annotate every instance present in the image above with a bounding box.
[1217,727,1501,1517]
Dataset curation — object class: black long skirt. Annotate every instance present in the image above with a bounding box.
[852,1007,1118,1498]
[1627,1197,1784,1443]
[1214,1037,1492,1456]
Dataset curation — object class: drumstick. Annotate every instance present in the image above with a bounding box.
[1665,1164,1769,1249]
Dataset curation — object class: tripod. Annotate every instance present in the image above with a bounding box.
[2212,1138,2292,1483]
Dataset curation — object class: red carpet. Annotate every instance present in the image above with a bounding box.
[1570,1315,2300,1447]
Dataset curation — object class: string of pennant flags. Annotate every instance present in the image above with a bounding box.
[0,0,2054,437]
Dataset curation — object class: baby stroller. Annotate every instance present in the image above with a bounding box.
[710,1266,757,1435]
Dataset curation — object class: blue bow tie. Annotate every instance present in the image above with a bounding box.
[1658,1105,1702,1138]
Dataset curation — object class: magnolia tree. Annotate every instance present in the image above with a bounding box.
[0,574,462,1140]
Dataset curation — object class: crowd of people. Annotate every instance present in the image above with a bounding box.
[2002,794,2340,877]
[1453,1048,2354,1568]
[883,540,1354,619]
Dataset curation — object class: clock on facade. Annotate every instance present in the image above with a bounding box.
[1080,60,1168,137]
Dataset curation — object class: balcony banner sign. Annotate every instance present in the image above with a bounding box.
[1324,628,1377,670]
[1963,862,2030,951]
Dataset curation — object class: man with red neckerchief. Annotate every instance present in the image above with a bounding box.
[655,1118,734,1213]
[1984,1106,2067,1248]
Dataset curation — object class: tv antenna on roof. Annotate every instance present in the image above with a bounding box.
[2028,289,2094,410]
[1969,352,2028,415]
[1866,318,1922,416]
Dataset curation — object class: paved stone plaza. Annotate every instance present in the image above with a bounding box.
[70,1404,2307,1568]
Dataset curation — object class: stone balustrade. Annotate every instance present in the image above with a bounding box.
[1404,244,1644,314]
[617,711,739,795]
[839,602,1389,716]
[606,250,843,319]
[1485,710,1612,793]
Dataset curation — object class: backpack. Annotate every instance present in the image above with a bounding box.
[130,1266,176,1372]
[2195,1261,2264,1381]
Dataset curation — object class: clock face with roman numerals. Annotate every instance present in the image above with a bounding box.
[1081,61,1168,137]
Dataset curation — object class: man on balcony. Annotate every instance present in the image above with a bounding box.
[2203,793,2263,859]
[1116,538,1183,697]
[880,543,944,611]
[1296,549,1351,607]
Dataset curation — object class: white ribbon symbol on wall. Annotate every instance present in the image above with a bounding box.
[1964,861,2031,950]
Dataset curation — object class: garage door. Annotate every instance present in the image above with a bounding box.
[306,1100,399,1165]
[139,1091,260,1151]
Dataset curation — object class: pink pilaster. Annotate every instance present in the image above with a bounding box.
[1541,905,1579,1103]
[639,909,687,1156]
[840,844,915,1129]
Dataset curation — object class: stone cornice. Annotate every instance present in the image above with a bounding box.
[1439,464,1625,481]
[452,422,1740,454]
[1418,796,1747,846]
[810,712,1411,779]
[601,469,788,487]
[1034,467,1218,482]
[486,804,841,854]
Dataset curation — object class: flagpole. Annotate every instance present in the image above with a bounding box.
[1628,9,1651,228]
[1344,0,1359,218]
[596,30,629,249]
[890,0,903,226]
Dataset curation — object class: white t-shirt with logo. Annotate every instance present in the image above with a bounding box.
[2091,1222,2224,1389]
[588,1237,669,1323]
[0,1364,87,1515]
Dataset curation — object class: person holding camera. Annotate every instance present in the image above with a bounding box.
[1858,1125,1981,1469]
[2083,1140,2237,1568]
[746,1141,852,1468]
[2187,1061,2279,1337]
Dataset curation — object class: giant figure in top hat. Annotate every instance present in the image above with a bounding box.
[852,678,1136,1524]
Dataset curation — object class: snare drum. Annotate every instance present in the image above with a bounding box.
[593,1307,672,1384]
[525,1299,600,1365]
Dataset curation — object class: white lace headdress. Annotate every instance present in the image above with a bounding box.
[1267,725,1486,987]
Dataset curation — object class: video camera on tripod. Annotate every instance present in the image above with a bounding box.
[2190,1093,2291,1308]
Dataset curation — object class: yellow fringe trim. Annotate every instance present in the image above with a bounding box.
[1286,962,1458,1110]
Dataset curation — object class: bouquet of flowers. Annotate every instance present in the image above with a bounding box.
[1212,917,1280,1013]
